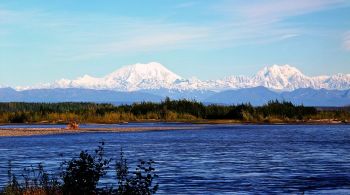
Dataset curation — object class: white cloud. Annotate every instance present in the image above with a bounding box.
[221,0,346,22]
[1,1,349,61]
[0,8,209,59]
[175,2,197,8]
[206,0,348,48]
[344,31,350,51]
[71,26,209,60]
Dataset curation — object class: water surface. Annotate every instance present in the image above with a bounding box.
[0,124,350,194]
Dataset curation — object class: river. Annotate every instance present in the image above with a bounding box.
[0,124,349,194]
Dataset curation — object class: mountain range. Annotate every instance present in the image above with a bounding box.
[1,62,349,106]
[1,86,349,106]
[15,62,350,92]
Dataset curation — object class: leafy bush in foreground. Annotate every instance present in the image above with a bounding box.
[1,142,158,195]
[116,150,158,195]
[61,142,111,194]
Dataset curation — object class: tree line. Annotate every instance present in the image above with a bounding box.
[0,99,348,123]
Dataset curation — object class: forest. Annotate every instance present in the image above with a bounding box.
[0,98,349,124]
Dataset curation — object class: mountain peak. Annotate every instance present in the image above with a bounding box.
[106,62,181,82]
[130,62,168,70]
[253,65,309,90]
[97,62,180,91]
[257,64,303,78]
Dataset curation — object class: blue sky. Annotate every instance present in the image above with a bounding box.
[1,0,350,87]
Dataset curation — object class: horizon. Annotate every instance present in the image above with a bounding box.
[1,62,349,91]
[1,1,350,87]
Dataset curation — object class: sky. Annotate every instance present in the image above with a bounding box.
[1,0,350,87]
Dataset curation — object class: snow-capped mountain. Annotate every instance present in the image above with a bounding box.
[252,65,314,90]
[204,64,350,91]
[15,62,350,91]
[44,62,182,91]
[217,65,350,91]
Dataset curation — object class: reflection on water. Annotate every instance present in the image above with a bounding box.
[0,124,350,194]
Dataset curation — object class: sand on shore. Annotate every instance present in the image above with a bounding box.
[0,126,198,137]
[0,119,347,137]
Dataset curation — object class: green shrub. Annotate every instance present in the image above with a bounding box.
[116,150,158,195]
[61,142,111,194]
[1,143,159,195]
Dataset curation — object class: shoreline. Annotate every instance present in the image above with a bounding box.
[0,126,200,137]
[0,118,348,126]
[0,120,348,137]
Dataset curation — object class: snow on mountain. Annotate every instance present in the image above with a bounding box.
[251,65,314,90]
[191,64,350,91]
[102,62,182,91]
[29,62,182,91]
[53,75,103,89]
[15,62,350,91]
[321,73,350,89]
[215,65,350,91]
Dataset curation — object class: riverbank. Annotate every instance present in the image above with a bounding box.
[192,119,348,125]
[0,119,348,137]
[0,117,348,125]
[0,126,200,137]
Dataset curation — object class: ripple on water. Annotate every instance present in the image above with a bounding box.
[0,124,350,194]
